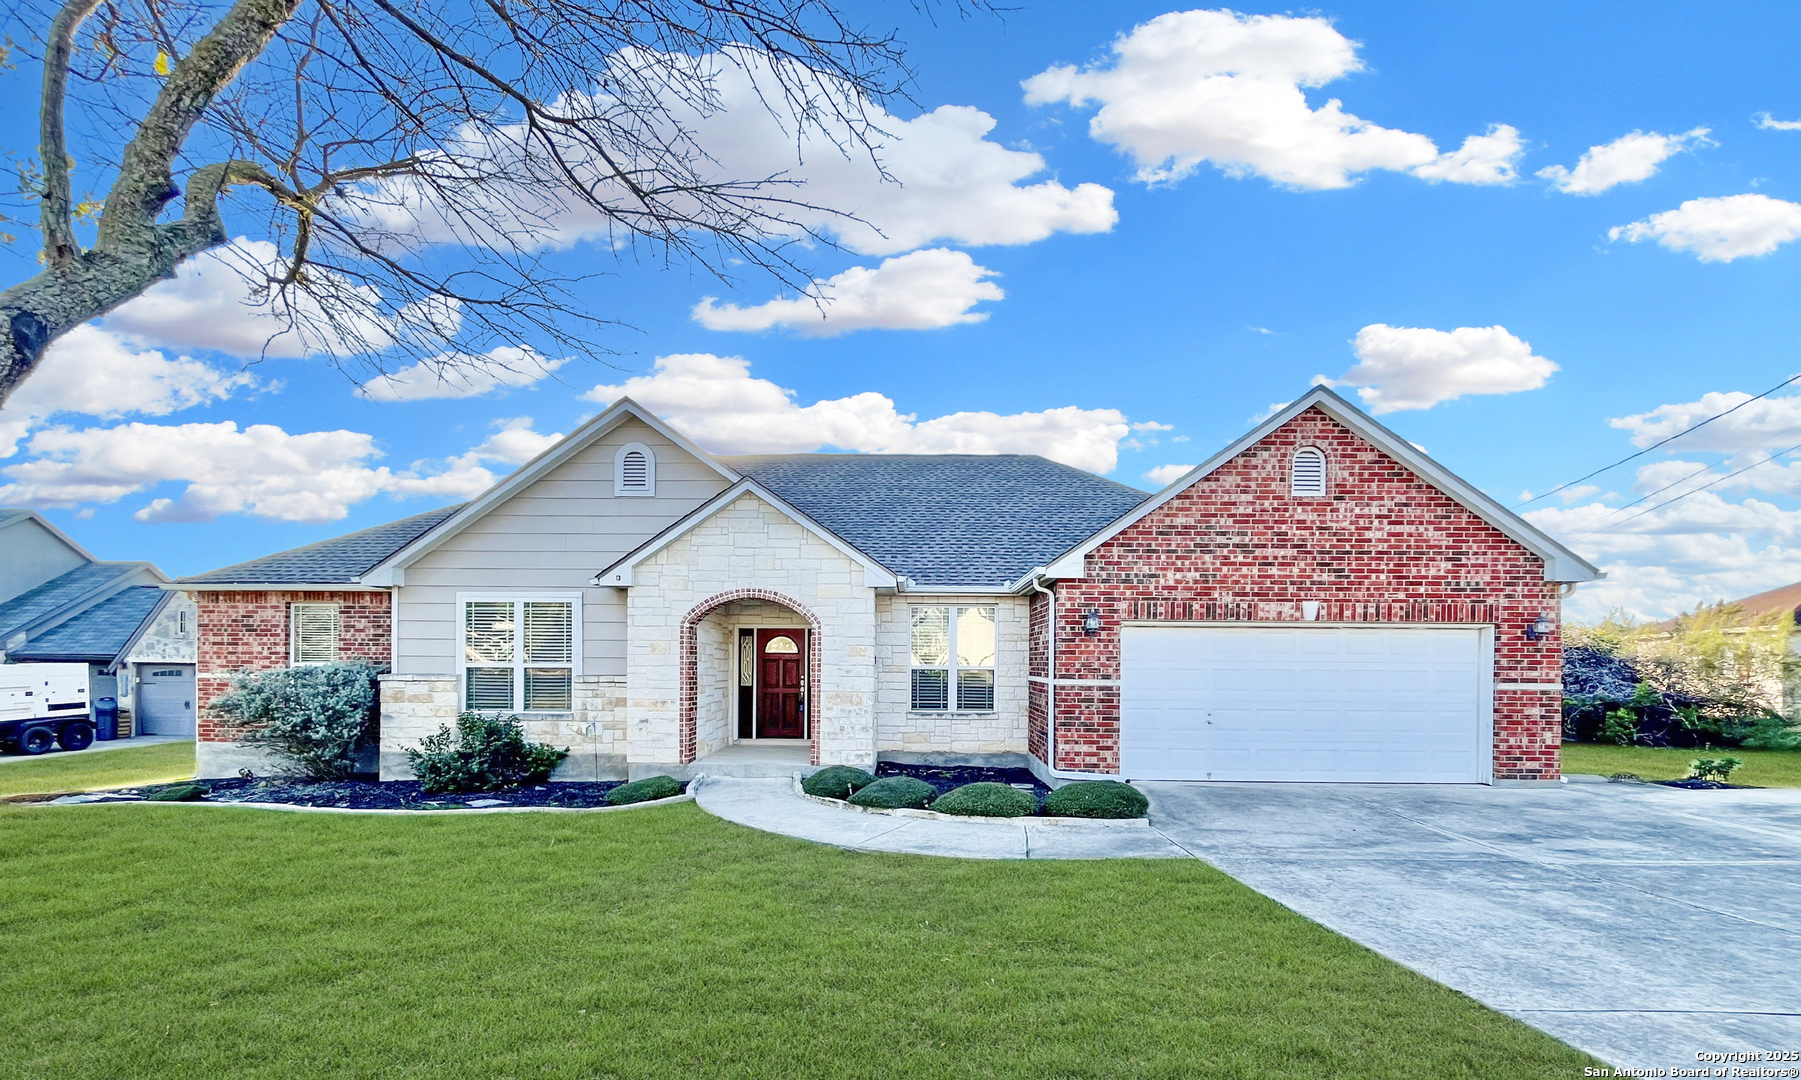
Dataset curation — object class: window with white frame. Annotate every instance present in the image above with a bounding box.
[291,603,341,665]
[460,597,579,712]
[910,605,997,711]
[614,442,655,496]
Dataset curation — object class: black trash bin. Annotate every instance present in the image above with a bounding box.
[94,697,119,741]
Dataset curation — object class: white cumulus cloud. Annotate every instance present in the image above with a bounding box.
[583,352,1134,473]
[0,325,258,457]
[354,52,1116,259]
[1537,128,1710,195]
[357,347,568,401]
[1022,9,1520,190]
[692,249,1003,336]
[1144,463,1195,486]
[1755,113,1801,131]
[1610,193,1801,262]
[0,415,561,523]
[1609,390,1801,451]
[1323,324,1557,413]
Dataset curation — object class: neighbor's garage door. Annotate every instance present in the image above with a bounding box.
[1119,625,1488,783]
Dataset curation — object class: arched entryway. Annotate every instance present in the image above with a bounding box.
[679,589,823,765]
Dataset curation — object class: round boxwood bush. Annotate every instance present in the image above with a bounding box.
[847,775,937,810]
[801,765,876,800]
[929,782,1037,818]
[606,775,683,806]
[1042,780,1148,819]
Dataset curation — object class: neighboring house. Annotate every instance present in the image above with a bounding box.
[177,387,1599,785]
[0,509,198,734]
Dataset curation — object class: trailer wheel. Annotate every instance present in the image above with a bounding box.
[20,726,57,755]
[58,721,95,752]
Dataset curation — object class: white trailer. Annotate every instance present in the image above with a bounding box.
[0,662,94,754]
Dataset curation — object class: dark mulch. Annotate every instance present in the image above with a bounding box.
[1653,778,1757,790]
[873,762,1051,802]
[95,777,637,810]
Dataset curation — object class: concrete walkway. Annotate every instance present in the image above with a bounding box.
[1145,778,1801,1072]
[0,735,188,766]
[693,776,1189,859]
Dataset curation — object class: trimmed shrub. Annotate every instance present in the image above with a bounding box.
[1042,780,1148,819]
[147,783,210,802]
[929,782,1036,818]
[214,661,382,780]
[405,713,568,793]
[847,775,937,810]
[606,775,683,805]
[800,765,875,800]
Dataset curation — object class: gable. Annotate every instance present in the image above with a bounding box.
[1088,408,1551,589]
[1045,387,1599,583]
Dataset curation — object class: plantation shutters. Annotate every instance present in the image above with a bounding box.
[461,598,579,712]
[291,604,341,665]
[909,605,997,711]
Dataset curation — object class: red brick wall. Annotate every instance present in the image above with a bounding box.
[1038,406,1563,781]
[194,590,391,742]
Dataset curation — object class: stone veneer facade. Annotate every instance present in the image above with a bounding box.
[378,673,627,780]
[1033,405,1564,781]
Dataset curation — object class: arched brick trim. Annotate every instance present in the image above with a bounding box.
[679,588,824,766]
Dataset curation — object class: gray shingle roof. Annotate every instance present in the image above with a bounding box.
[0,563,146,640]
[179,505,464,585]
[11,586,166,663]
[720,455,1149,588]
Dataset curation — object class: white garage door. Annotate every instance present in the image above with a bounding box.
[1120,625,1488,783]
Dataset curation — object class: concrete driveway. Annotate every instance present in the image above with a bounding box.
[1143,778,1801,1072]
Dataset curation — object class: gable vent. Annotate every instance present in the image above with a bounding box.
[1291,447,1327,497]
[614,442,655,496]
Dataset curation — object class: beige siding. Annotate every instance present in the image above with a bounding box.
[394,416,731,678]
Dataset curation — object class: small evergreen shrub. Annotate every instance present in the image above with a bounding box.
[606,775,683,805]
[847,775,937,810]
[1042,780,1148,819]
[215,661,382,780]
[801,765,876,800]
[147,783,210,802]
[1689,756,1743,783]
[929,782,1036,818]
[405,713,568,793]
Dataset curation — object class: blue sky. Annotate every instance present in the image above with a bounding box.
[6,1,1801,620]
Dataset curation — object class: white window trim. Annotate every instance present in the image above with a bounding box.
[290,602,341,666]
[909,604,998,713]
[1291,445,1328,498]
[614,442,656,497]
[455,592,584,714]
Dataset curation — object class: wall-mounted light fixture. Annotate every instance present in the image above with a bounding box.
[1082,608,1102,635]
[1523,612,1555,640]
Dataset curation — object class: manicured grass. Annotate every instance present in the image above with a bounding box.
[0,803,1595,1079]
[0,740,194,798]
[1563,742,1801,787]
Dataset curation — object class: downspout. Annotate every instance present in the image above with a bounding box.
[1030,573,1119,782]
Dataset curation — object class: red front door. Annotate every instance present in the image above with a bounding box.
[756,629,806,739]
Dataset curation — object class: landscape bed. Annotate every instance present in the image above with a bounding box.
[29,777,664,810]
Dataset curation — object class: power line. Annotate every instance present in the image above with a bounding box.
[1569,419,1801,532]
[1513,371,1801,508]
[1576,435,1801,537]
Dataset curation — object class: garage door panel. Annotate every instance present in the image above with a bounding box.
[1120,625,1486,783]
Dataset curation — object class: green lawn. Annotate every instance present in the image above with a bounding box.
[0,740,195,798]
[1563,742,1801,787]
[0,803,1595,1079]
